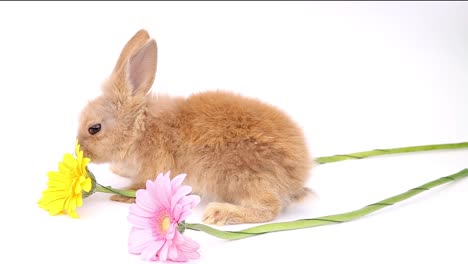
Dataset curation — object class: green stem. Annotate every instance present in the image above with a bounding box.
[314,142,468,165]
[95,183,136,198]
[186,168,468,240]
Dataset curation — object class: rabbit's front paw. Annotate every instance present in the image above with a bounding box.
[202,202,243,226]
[111,194,136,204]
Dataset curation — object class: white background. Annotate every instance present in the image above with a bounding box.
[1,2,467,264]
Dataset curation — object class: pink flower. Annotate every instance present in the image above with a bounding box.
[128,171,201,262]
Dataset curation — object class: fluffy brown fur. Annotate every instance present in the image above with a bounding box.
[77,29,313,225]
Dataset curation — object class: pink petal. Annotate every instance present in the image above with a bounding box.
[144,180,157,198]
[172,204,183,222]
[154,176,171,209]
[158,240,170,262]
[177,233,200,252]
[171,186,192,210]
[163,171,172,178]
[173,231,200,261]
[189,195,201,208]
[146,178,163,206]
[174,194,200,209]
[129,203,154,218]
[177,209,193,223]
[178,198,200,222]
[127,213,155,229]
[165,223,177,240]
[171,194,201,222]
[145,179,156,190]
[140,240,166,261]
[172,230,185,244]
[155,172,171,187]
[135,189,156,212]
[170,173,187,192]
[181,250,201,261]
[128,227,159,254]
[168,243,180,261]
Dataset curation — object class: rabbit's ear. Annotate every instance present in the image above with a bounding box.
[106,29,157,98]
[112,29,150,75]
[124,39,157,97]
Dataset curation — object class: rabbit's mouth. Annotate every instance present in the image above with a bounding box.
[80,146,92,159]
[80,145,97,162]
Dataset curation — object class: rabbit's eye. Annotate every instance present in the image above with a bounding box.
[88,124,101,135]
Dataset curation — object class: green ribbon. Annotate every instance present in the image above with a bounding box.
[184,168,468,240]
[95,183,136,198]
[83,169,137,198]
[315,142,468,164]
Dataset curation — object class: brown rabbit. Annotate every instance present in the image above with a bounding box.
[77,29,313,225]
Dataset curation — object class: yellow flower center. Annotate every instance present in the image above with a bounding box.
[161,216,171,232]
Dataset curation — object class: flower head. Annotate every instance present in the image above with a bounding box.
[38,141,92,218]
[128,171,201,262]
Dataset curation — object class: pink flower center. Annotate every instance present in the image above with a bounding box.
[155,209,173,235]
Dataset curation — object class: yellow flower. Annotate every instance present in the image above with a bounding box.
[38,141,92,218]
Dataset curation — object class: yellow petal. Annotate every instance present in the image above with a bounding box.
[66,198,77,215]
[62,154,76,168]
[82,177,92,192]
[74,179,83,194]
[75,141,81,157]
[63,197,71,213]
[42,198,66,215]
[40,190,68,201]
[76,195,83,207]
[48,209,63,216]
[47,171,69,181]
[69,211,79,219]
